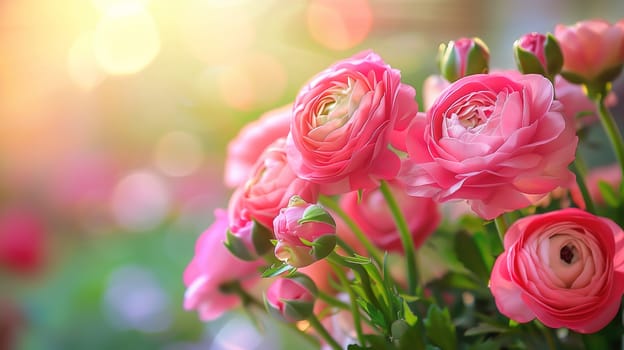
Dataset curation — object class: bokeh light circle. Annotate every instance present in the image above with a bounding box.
[110,171,169,231]
[93,3,160,75]
[306,0,373,50]
[153,131,203,177]
[67,32,105,90]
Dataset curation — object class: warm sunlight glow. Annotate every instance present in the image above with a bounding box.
[216,53,287,110]
[67,32,105,90]
[179,0,255,64]
[307,0,373,50]
[93,3,160,75]
[153,131,203,177]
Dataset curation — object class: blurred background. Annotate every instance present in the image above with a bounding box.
[1,0,622,349]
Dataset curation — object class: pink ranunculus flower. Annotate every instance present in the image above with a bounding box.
[555,19,624,84]
[286,50,419,195]
[224,105,292,188]
[340,182,440,253]
[183,209,263,321]
[398,73,578,220]
[273,196,336,268]
[228,138,319,231]
[489,208,624,333]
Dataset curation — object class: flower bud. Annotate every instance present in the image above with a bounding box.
[513,32,563,79]
[224,220,273,261]
[438,37,490,82]
[555,19,624,87]
[273,196,336,268]
[265,274,317,322]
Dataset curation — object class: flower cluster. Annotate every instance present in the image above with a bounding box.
[184,18,624,349]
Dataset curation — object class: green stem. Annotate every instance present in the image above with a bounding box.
[222,281,264,309]
[307,313,343,350]
[595,93,624,180]
[317,290,351,311]
[534,321,557,350]
[327,252,384,316]
[379,180,419,294]
[328,261,366,346]
[319,195,383,266]
[494,215,508,244]
[571,159,596,214]
[335,236,356,256]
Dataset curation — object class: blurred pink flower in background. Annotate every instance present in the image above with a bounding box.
[422,75,450,111]
[570,163,622,208]
[0,207,46,276]
[490,208,624,333]
[286,50,418,195]
[555,19,624,84]
[340,182,440,253]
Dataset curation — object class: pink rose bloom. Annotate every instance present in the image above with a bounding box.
[340,182,440,253]
[489,208,624,333]
[398,73,578,220]
[183,209,263,321]
[228,138,319,231]
[224,105,292,188]
[555,19,624,84]
[286,50,419,195]
[273,197,336,267]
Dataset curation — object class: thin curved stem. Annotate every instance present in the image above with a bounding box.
[317,291,351,311]
[572,158,596,214]
[595,93,624,179]
[379,180,419,294]
[494,215,508,244]
[327,257,365,346]
[319,195,383,266]
[307,313,343,350]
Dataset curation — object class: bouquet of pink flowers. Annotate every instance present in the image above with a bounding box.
[183,18,624,349]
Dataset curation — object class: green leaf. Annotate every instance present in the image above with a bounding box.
[598,180,620,206]
[357,299,388,330]
[298,205,336,226]
[544,33,563,76]
[467,339,503,350]
[310,234,336,260]
[465,37,489,75]
[464,322,509,336]
[224,230,256,261]
[423,305,457,350]
[251,221,274,256]
[402,299,418,326]
[261,263,295,278]
[392,320,425,350]
[454,230,490,282]
[344,254,372,265]
[514,46,546,76]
